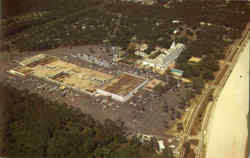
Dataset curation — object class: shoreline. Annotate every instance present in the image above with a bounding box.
[205,39,249,158]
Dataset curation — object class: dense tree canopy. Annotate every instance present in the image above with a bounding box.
[3,0,249,52]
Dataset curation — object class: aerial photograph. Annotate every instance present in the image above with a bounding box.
[0,0,249,158]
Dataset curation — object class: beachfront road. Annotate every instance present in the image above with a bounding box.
[205,40,249,158]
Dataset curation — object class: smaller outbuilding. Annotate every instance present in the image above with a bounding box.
[170,68,184,77]
[144,79,166,92]
[188,56,201,63]
[157,140,166,153]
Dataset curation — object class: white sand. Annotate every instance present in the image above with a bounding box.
[205,40,249,158]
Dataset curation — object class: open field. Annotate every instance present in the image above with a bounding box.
[205,40,249,158]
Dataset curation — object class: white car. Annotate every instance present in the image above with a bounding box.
[169,145,176,148]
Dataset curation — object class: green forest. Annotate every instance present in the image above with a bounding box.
[0,83,172,158]
[2,0,249,51]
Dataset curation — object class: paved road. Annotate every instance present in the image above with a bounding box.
[178,25,250,158]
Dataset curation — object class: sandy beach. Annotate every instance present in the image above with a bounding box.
[205,40,249,158]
